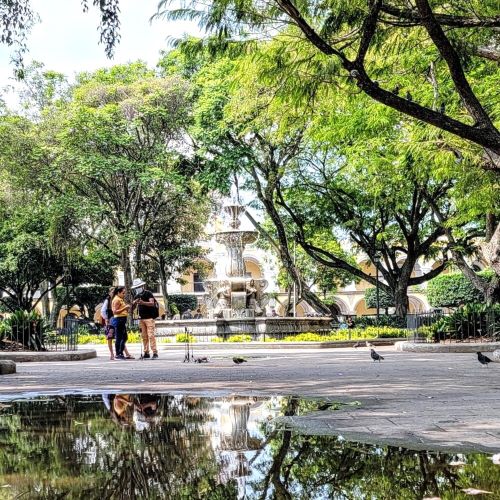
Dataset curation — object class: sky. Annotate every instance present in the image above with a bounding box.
[0,0,200,106]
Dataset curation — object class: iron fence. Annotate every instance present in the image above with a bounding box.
[406,310,500,343]
[0,316,86,352]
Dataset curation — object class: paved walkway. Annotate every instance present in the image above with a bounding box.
[1,344,499,453]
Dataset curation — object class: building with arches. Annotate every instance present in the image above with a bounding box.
[159,209,445,317]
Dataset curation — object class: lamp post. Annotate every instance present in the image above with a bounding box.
[373,253,380,324]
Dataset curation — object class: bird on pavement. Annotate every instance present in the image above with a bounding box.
[370,349,384,362]
[233,356,247,364]
[353,341,362,348]
[194,356,209,363]
[366,341,374,348]
[477,352,493,367]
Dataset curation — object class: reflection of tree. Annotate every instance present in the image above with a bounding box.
[249,397,498,499]
[0,395,499,499]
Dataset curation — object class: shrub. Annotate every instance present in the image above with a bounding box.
[227,334,252,342]
[283,333,325,342]
[427,270,494,307]
[429,303,500,341]
[176,333,196,343]
[0,310,48,351]
[353,315,406,328]
[77,331,142,344]
[169,294,198,314]
[364,288,394,311]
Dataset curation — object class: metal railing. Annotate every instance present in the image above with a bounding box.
[406,310,500,343]
[0,315,84,352]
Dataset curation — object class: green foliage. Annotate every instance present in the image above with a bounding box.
[353,315,407,329]
[278,327,407,342]
[77,331,142,344]
[175,333,196,343]
[430,303,500,341]
[427,270,495,307]
[169,294,198,314]
[364,288,394,310]
[227,334,252,342]
[0,309,47,350]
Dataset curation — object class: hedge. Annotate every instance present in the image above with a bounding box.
[168,294,198,314]
[427,270,494,307]
[364,287,394,310]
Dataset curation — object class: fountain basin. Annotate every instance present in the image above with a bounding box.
[155,317,334,338]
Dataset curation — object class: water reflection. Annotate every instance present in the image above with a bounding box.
[0,395,499,499]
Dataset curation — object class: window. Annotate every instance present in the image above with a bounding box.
[193,273,205,293]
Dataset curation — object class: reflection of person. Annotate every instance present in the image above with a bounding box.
[132,278,158,360]
[194,308,203,319]
[271,309,278,317]
[133,394,160,432]
[105,394,134,427]
[111,286,131,360]
[346,317,355,329]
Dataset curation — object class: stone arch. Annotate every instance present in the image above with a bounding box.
[243,257,263,278]
[408,296,426,313]
[276,300,310,317]
[331,297,349,315]
[353,297,376,316]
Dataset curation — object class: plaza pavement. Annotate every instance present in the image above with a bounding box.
[1,343,500,454]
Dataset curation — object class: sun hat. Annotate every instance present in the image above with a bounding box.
[131,278,146,289]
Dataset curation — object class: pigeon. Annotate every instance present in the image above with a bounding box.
[477,352,492,367]
[194,356,208,363]
[233,357,247,364]
[370,349,384,362]
[365,341,374,348]
[353,341,362,348]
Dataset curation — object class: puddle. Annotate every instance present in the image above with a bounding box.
[0,394,499,499]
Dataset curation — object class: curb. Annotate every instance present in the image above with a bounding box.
[157,339,399,350]
[0,349,97,362]
[395,341,500,354]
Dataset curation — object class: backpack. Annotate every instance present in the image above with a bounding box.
[152,298,160,319]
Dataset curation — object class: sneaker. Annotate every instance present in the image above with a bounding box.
[152,353,158,360]
[143,352,150,359]
[115,354,125,360]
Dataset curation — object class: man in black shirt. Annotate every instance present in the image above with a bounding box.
[132,279,159,359]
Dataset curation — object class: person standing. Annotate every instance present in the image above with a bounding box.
[111,286,131,360]
[101,287,133,360]
[132,279,159,360]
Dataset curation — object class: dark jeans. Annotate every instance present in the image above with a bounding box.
[111,317,127,356]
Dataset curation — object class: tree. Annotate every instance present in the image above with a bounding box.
[49,63,199,293]
[427,271,495,308]
[158,1,500,166]
[188,49,459,316]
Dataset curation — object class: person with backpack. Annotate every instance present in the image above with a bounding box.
[131,278,159,359]
[101,287,134,361]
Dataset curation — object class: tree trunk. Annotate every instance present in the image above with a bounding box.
[393,287,410,317]
[120,248,133,295]
[40,280,51,319]
[158,259,170,318]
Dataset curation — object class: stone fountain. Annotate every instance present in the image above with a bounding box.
[204,202,268,319]
[155,199,334,339]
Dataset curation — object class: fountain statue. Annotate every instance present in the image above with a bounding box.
[205,200,268,318]
[155,189,334,338]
